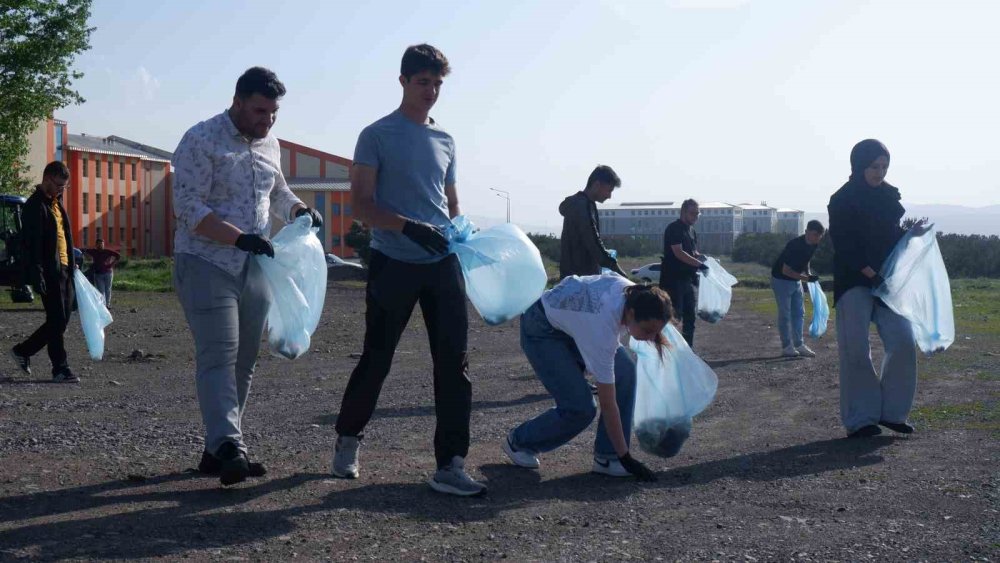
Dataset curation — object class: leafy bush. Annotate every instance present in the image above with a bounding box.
[345,221,372,266]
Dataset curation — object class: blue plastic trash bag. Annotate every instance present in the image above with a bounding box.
[256,215,328,359]
[600,249,617,275]
[73,269,113,360]
[631,324,719,457]
[872,224,954,355]
[696,257,738,323]
[447,215,548,325]
[807,281,829,338]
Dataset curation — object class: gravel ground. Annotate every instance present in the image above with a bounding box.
[0,285,997,562]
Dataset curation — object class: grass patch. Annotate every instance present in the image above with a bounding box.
[977,371,1000,382]
[910,400,1000,434]
[112,257,174,292]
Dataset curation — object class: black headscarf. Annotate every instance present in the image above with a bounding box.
[848,138,890,184]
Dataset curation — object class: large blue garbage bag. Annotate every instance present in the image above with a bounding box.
[256,215,328,359]
[447,215,547,325]
[872,224,954,355]
[696,257,738,323]
[73,269,113,360]
[631,324,718,457]
[807,281,829,338]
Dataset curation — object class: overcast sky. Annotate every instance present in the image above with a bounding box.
[59,0,1000,229]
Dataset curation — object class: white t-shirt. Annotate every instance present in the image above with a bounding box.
[541,275,633,384]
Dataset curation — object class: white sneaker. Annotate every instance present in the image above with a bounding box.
[502,432,539,469]
[331,435,360,479]
[781,345,800,357]
[795,344,816,358]
[429,456,487,497]
[591,456,630,477]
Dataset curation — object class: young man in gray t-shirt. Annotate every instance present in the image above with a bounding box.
[331,44,485,497]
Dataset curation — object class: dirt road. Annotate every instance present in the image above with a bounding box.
[0,286,996,561]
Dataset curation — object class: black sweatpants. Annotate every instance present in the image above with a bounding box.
[661,276,697,347]
[335,250,471,468]
[15,266,74,374]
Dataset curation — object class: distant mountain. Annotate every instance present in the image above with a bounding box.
[806,203,1000,236]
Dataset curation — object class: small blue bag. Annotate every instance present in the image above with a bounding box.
[631,324,718,457]
[696,257,738,323]
[873,224,954,355]
[807,281,829,338]
[600,249,617,275]
[73,269,113,360]
[256,215,328,359]
[447,216,548,326]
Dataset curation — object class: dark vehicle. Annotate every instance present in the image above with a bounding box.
[0,195,33,301]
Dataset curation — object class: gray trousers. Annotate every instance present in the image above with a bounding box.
[836,286,917,433]
[174,253,271,455]
[94,272,113,307]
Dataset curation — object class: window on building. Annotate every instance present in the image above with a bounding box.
[344,205,352,215]
[82,227,88,246]
[82,157,88,177]
[108,195,113,211]
[82,193,89,213]
[107,228,113,243]
[120,228,125,242]
[120,196,125,208]
[119,162,125,179]
[332,203,341,215]
[132,194,138,209]
[96,159,101,178]
[132,228,136,241]
[96,193,102,212]
[107,161,113,178]
[332,235,342,246]
[131,162,137,181]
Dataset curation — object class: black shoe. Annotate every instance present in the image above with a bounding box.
[198,449,266,477]
[52,368,79,383]
[10,348,30,375]
[847,424,882,438]
[216,442,249,486]
[879,420,915,434]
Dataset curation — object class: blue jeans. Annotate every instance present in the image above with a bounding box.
[511,301,637,458]
[771,277,804,348]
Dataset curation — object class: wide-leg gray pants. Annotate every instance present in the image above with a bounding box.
[174,253,271,455]
[836,286,917,433]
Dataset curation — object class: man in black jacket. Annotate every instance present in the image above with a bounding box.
[10,161,79,383]
[558,165,628,280]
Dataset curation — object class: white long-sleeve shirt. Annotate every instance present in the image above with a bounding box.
[172,110,302,276]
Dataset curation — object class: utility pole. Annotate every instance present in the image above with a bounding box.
[490,188,511,223]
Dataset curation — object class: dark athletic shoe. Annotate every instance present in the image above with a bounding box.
[216,442,249,486]
[10,348,30,375]
[847,424,882,438]
[879,420,915,434]
[198,450,266,477]
[52,368,79,383]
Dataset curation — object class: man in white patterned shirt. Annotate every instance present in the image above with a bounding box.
[172,67,323,486]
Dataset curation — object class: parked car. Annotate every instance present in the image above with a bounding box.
[631,262,661,283]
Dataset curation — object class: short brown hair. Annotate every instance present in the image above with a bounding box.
[43,161,69,180]
[401,44,451,79]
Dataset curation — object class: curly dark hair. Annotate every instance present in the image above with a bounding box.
[235,67,286,100]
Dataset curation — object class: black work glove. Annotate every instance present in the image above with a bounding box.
[696,254,708,263]
[33,266,47,296]
[402,220,449,255]
[698,263,710,272]
[295,207,324,229]
[808,274,820,283]
[871,273,886,289]
[619,453,658,482]
[235,234,275,258]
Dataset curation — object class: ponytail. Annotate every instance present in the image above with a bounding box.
[623,284,673,359]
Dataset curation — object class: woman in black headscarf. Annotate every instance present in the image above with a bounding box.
[827,139,918,438]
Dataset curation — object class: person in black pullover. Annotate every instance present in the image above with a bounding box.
[828,139,921,439]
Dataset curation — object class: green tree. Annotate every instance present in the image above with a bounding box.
[0,0,93,195]
[344,220,372,265]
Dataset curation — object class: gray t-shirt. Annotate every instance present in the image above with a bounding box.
[353,109,457,264]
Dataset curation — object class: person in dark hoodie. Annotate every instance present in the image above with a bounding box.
[828,139,921,439]
[10,161,79,383]
[558,165,628,280]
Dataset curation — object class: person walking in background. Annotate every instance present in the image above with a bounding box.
[85,238,120,308]
[10,162,79,383]
[557,165,629,280]
[828,139,919,439]
[330,44,486,497]
[659,199,707,347]
[172,67,322,485]
[502,276,664,482]
[770,220,825,358]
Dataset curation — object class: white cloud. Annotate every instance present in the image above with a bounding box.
[134,66,160,101]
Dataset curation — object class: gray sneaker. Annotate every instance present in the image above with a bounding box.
[331,435,360,479]
[429,456,487,497]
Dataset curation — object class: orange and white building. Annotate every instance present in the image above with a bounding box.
[278,139,356,257]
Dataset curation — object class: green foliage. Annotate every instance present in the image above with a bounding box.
[526,232,560,262]
[0,0,93,194]
[345,220,372,266]
[731,232,793,269]
[937,234,1000,278]
[602,236,661,258]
